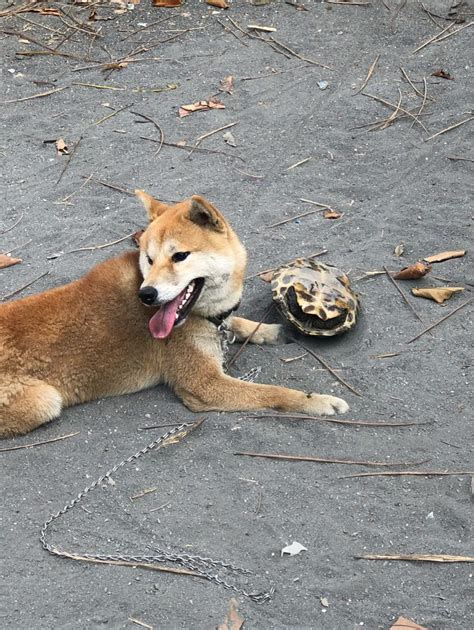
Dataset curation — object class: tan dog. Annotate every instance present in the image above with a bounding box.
[0,192,348,437]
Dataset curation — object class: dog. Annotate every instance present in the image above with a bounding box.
[0,192,348,437]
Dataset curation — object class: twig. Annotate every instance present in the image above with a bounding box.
[216,18,249,47]
[131,111,164,157]
[0,213,24,235]
[56,136,82,185]
[128,618,153,630]
[138,422,187,431]
[400,67,434,101]
[245,250,327,280]
[406,297,473,344]
[425,116,473,141]
[94,103,134,127]
[447,155,474,163]
[1,86,68,105]
[73,83,126,91]
[269,36,332,70]
[362,92,429,132]
[299,198,337,210]
[120,15,173,41]
[140,137,244,162]
[343,469,474,478]
[418,0,444,28]
[287,156,312,170]
[410,77,429,130]
[58,174,93,204]
[233,167,265,179]
[290,338,362,397]
[434,20,473,43]
[1,271,50,302]
[379,88,404,129]
[1,240,32,256]
[130,487,158,501]
[0,27,59,52]
[149,502,170,513]
[383,266,426,325]
[242,414,425,427]
[266,209,320,228]
[186,121,239,160]
[235,452,427,467]
[353,54,380,95]
[65,231,137,255]
[357,553,474,563]
[0,432,79,453]
[84,176,134,195]
[226,304,274,371]
[411,22,454,54]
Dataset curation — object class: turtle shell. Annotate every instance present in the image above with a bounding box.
[271,258,359,336]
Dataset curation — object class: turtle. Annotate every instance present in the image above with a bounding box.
[268,258,359,336]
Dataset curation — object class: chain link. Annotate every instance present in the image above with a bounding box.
[40,419,273,603]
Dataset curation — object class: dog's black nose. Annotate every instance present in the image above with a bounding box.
[139,286,158,305]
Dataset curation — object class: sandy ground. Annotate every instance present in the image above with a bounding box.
[1,0,473,628]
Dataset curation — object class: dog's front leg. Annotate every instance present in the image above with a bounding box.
[171,348,348,416]
[229,316,285,345]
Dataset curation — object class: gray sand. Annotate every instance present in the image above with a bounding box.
[1,1,473,628]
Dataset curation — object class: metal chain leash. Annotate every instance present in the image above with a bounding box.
[40,417,273,603]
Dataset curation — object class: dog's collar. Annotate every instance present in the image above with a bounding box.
[206,301,240,327]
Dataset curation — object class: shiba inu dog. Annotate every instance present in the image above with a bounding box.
[0,192,348,437]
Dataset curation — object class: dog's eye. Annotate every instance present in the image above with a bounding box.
[146,254,153,265]
[172,251,190,263]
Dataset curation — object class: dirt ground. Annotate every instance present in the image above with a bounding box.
[1,0,473,628]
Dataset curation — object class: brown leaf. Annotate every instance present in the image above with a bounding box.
[390,616,427,630]
[220,75,235,94]
[131,230,144,247]
[258,271,274,282]
[323,209,342,219]
[423,250,466,263]
[394,243,405,257]
[0,254,22,269]
[412,286,464,304]
[432,69,454,80]
[55,138,69,156]
[152,0,182,6]
[217,598,244,630]
[207,0,229,7]
[178,99,225,118]
[393,262,431,280]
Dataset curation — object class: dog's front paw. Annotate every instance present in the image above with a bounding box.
[305,393,349,416]
[251,323,285,345]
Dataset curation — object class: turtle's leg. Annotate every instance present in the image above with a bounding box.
[229,316,285,345]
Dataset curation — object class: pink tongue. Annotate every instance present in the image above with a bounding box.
[148,289,186,339]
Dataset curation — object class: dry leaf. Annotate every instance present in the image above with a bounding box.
[55,138,68,156]
[412,286,464,304]
[217,598,244,630]
[258,271,274,282]
[152,0,182,6]
[394,243,405,257]
[423,250,466,263]
[207,0,229,7]
[323,209,342,219]
[432,69,454,80]
[281,541,307,556]
[223,130,236,147]
[390,616,427,630]
[0,254,22,269]
[131,230,144,247]
[220,75,234,94]
[393,262,431,280]
[178,99,225,118]
[320,597,329,608]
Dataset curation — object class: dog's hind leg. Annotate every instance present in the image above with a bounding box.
[229,316,285,345]
[0,380,63,438]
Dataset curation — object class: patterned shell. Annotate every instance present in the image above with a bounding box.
[271,258,359,336]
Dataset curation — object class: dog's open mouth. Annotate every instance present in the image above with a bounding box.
[148,278,204,339]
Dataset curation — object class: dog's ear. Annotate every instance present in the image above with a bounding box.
[188,195,225,233]
[135,190,170,221]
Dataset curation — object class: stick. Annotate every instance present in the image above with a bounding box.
[245,250,327,280]
[1,86,68,105]
[411,22,454,54]
[362,92,429,132]
[266,209,320,228]
[383,266,426,325]
[434,20,473,43]
[65,231,137,255]
[379,88,404,129]
[130,487,158,501]
[0,27,59,52]
[140,137,244,161]
[343,469,474,478]
[235,452,426,467]
[225,304,274,371]
[0,213,24,235]
[357,553,474,563]
[84,176,134,195]
[242,414,425,427]
[287,157,312,170]
[411,76,429,130]
[131,111,164,157]
[447,155,474,163]
[290,338,362,397]
[186,121,239,160]
[400,67,434,101]
[0,432,79,453]
[56,136,82,185]
[1,271,49,301]
[299,198,337,210]
[406,297,473,343]
[425,116,473,141]
[129,618,153,630]
[233,167,265,179]
[353,54,380,95]
[94,103,134,127]
[269,36,332,70]
[138,422,188,431]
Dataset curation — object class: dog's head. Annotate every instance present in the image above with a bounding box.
[135,190,247,339]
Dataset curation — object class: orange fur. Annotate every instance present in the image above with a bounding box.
[0,193,348,437]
